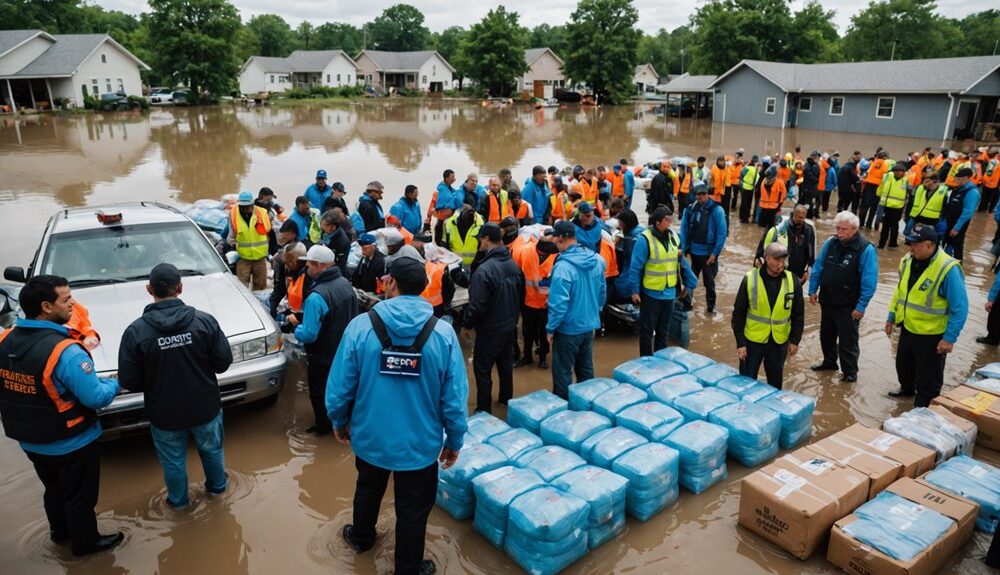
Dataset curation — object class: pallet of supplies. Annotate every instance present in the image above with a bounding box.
[579,427,649,468]
[508,390,568,434]
[882,406,976,464]
[755,390,816,449]
[674,388,738,421]
[551,465,630,549]
[436,443,509,520]
[591,383,648,424]
[664,420,729,494]
[506,486,590,575]
[568,378,618,411]
[930,385,1000,451]
[539,410,613,453]
[486,428,543,461]
[647,374,703,407]
[738,448,869,559]
[709,402,782,467]
[616,402,685,442]
[472,466,546,548]
[612,357,687,390]
[466,411,512,444]
[716,375,778,403]
[691,363,740,387]
[827,477,978,575]
[922,455,1000,533]
[514,445,587,482]
[612,443,680,521]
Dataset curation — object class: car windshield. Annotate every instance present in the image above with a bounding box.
[40,222,227,286]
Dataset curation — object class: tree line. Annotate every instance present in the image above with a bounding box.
[2,0,997,103]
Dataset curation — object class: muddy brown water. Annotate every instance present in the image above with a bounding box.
[1,102,998,574]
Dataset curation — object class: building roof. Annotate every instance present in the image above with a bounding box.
[358,50,455,73]
[285,50,357,72]
[525,48,563,67]
[249,56,294,73]
[0,30,53,59]
[657,73,718,93]
[711,56,1000,94]
[2,33,149,78]
[635,64,659,78]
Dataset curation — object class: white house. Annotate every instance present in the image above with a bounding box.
[518,48,565,98]
[634,63,660,94]
[0,30,149,111]
[238,50,359,94]
[355,50,454,93]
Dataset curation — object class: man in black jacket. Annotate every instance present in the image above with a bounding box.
[357,181,386,232]
[465,223,525,413]
[647,161,675,215]
[754,205,816,283]
[322,182,349,215]
[351,233,386,294]
[269,242,310,319]
[291,245,358,435]
[837,151,862,213]
[799,151,821,218]
[118,263,234,509]
[320,210,351,277]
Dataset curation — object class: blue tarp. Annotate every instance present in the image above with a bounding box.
[568,378,619,411]
[673,388,739,421]
[508,390,568,434]
[924,455,1000,533]
[579,427,649,469]
[616,401,685,442]
[539,410,613,453]
[591,384,648,424]
[647,374,703,407]
[613,357,687,390]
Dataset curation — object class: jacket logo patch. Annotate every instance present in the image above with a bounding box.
[79,361,93,374]
[157,333,193,350]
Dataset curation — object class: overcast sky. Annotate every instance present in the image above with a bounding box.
[97,0,980,35]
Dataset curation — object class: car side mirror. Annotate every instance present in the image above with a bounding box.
[225,251,240,266]
[3,267,25,283]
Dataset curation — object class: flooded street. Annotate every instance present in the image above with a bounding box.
[1,102,999,574]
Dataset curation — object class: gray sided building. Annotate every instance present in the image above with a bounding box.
[710,56,1000,141]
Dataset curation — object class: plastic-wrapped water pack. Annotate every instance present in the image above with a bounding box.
[673,388,738,421]
[923,455,1000,533]
[648,374,703,407]
[466,411,512,444]
[691,363,740,387]
[472,466,546,548]
[436,443,508,519]
[654,347,713,371]
[709,402,781,467]
[486,428,543,461]
[568,378,619,411]
[613,357,687,390]
[587,509,626,549]
[539,410,612,453]
[974,362,1000,380]
[591,383,648,423]
[616,401,685,442]
[716,375,777,403]
[552,465,629,525]
[664,420,730,494]
[755,390,816,448]
[506,486,590,575]
[579,427,649,468]
[883,407,976,463]
[842,491,954,561]
[508,390,568,434]
[514,445,587,482]
[612,443,680,521]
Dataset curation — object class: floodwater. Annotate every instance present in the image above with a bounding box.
[1,101,998,574]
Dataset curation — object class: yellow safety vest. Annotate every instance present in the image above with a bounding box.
[744,269,795,344]
[640,229,679,291]
[231,206,271,261]
[445,213,483,265]
[878,173,908,209]
[909,185,947,220]
[890,250,960,335]
[741,166,758,191]
[763,225,789,248]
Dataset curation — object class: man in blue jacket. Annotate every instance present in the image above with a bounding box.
[305,169,332,212]
[628,206,698,356]
[390,185,422,234]
[808,211,879,383]
[942,168,980,260]
[0,275,121,556]
[572,202,605,252]
[546,221,607,399]
[680,182,727,313]
[521,165,552,225]
[328,256,468,575]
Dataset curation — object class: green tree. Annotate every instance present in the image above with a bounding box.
[787,1,841,63]
[146,0,242,99]
[842,0,952,61]
[459,7,528,96]
[690,0,793,74]
[246,14,296,57]
[313,22,363,53]
[296,21,314,50]
[526,24,569,57]
[368,4,430,51]
[433,26,468,87]
[0,0,86,34]
[563,0,642,103]
[956,10,1000,56]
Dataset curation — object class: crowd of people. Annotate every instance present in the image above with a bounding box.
[2,144,1000,575]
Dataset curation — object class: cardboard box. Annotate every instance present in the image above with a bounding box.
[827,477,979,575]
[931,385,1000,451]
[805,431,903,500]
[738,447,869,559]
[818,423,936,482]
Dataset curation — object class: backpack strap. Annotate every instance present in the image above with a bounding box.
[367,311,393,349]
[411,317,439,352]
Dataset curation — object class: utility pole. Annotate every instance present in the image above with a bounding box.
[680,48,685,75]
[890,41,896,61]
[994,39,998,56]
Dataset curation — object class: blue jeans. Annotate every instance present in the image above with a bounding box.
[551,331,595,399]
[150,411,227,507]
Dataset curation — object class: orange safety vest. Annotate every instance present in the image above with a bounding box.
[758,179,787,209]
[66,302,98,342]
[608,169,627,197]
[550,192,571,221]
[906,164,924,188]
[678,172,690,196]
[971,161,983,185]
[945,161,970,188]
[510,201,529,220]
[229,205,271,236]
[486,192,509,224]
[540,254,556,280]
[511,236,546,309]
[818,158,829,191]
[777,166,791,184]
[984,157,1000,188]
[427,190,455,222]
[598,238,618,279]
[710,165,727,201]
[932,155,945,170]
[727,160,743,186]
[421,261,445,307]
[287,273,306,312]
[865,159,888,185]
[578,178,599,203]
[670,171,680,196]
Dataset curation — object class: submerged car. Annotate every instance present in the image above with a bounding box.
[3,203,287,439]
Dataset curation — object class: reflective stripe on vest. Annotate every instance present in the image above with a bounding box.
[421,261,445,306]
[909,185,947,220]
[879,173,907,209]
[445,215,482,265]
[758,180,784,209]
[640,229,679,291]
[578,178,599,203]
[764,226,789,248]
[893,251,959,335]
[231,206,271,260]
[744,269,794,344]
[741,166,758,190]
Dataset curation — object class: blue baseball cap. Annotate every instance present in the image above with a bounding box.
[578,201,594,214]
[357,233,377,246]
[237,191,254,205]
[316,169,327,179]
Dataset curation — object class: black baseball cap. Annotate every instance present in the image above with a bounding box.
[149,263,181,291]
[550,220,576,238]
[476,222,502,241]
[904,223,938,244]
[388,254,426,283]
[956,167,974,178]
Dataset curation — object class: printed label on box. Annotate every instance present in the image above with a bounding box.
[868,434,900,452]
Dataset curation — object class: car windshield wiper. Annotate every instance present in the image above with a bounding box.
[68,278,129,287]
[124,269,205,282]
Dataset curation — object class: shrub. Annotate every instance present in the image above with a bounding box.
[128,95,149,110]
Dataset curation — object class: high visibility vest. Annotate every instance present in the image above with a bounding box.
[878,173,908,209]
[230,206,271,261]
[445,213,483,265]
[932,155,945,170]
[777,166,792,185]
[640,229,679,291]
[971,161,983,185]
[710,165,727,201]
[758,179,786,209]
[578,178,599,203]
[287,273,306,312]
[550,192,571,221]
[728,160,743,186]
[744,269,795,345]
[486,191,509,223]
[539,254,556,295]
[66,302,98,342]
[865,159,888,185]
[909,185,947,220]
[741,165,758,191]
[510,201,530,220]
[678,173,690,196]
[763,225,789,248]
[511,236,547,308]
[421,261,445,307]
[608,169,627,197]
[946,161,970,188]
[984,158,1000,188]
[818,159,829,191]
[599,238,619,279]
[906,164,923,188]
[890,250,960,335]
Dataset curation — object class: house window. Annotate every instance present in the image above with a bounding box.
[347,75,351,84]
[327,74,330,83]
[270,75,275,83]
[117,78,124,92]
[765,97,776,114]
[105,78,112,93]
[799,97,812,112]
[337,74,341,82]
[830,97,845,116]
[91,78,99,95]
[876,96,895,119]
[422,75,427,84]
[367,74,372,82]
[433,65,436,76]
[101,54,107,64]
